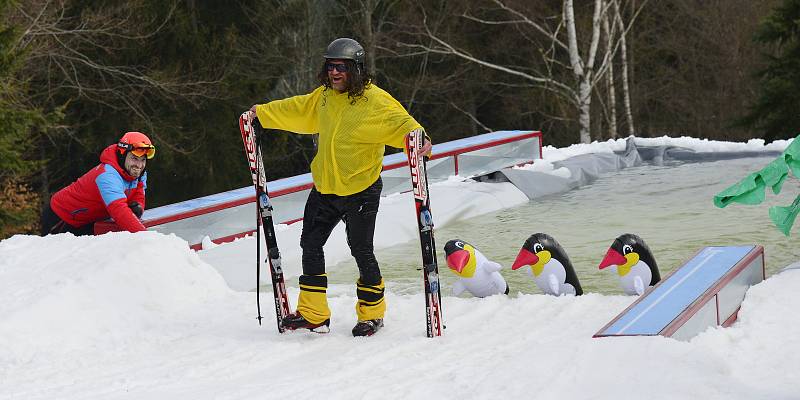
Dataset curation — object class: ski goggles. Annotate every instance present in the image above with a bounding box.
[325,62,349,73]
[119,142,156,159]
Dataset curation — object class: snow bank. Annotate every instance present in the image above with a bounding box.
[0,232,232,364]
[0,227,798,399]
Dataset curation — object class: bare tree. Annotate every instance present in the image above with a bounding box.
[602,1,618,139]
[328,0,402,78]
[394,0,647,143]
[612,0,634,136]
[377,1,495,136]
[9,0,228,152]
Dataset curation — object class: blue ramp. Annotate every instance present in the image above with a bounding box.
[594,245,764,341]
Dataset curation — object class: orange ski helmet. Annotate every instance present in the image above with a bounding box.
[117,131,155,159]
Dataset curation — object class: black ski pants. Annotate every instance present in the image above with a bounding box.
[300,178,382,285]
[40,201,94,236]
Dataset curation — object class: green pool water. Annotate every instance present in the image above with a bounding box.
[327,156,799,296]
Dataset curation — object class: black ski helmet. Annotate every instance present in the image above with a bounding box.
[324,38,365,68]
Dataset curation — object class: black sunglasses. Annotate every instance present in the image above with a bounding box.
[326,63,349,73]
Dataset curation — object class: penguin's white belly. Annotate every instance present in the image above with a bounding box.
[531,261,570,296]
[461,269,506,297]
[620,263,652,295]
[558,283,577,295]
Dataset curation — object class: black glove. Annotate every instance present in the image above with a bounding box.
[129,201,143,218]
[252,117,265,142]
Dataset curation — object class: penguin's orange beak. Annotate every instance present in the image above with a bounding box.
[447,249,471,273]
[512,248,539,270]
[598,248,626,269]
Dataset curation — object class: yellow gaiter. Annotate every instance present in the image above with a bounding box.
[297,274,331,324]
[355,279,386,321]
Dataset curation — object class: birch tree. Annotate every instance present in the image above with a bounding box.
[602,3,618,139]
[612,0,635,137]
[396,0,646,143]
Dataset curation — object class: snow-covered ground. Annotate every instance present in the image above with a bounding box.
[2,136,798,399]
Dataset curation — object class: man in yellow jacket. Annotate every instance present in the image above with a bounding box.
[250,37,432,337]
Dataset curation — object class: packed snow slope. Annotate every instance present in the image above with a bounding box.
[1,232,799,400]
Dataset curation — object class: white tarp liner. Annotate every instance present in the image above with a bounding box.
[501,137,782,200]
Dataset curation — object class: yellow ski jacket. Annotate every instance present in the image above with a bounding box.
[255,84,422,196]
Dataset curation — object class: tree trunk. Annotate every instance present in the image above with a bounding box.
[187,0,198,34]
[613,0,635,136]
[578,81,593,144]
[603,4,618,139]
[565,0,603,143]
[361,0,377,76]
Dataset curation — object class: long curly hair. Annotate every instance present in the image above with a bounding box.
[316,59,373,104]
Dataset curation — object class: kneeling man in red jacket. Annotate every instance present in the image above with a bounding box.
[41,131,155,236]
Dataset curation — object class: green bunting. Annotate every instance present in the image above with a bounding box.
[769,195,800,236]
[713,134,800,236]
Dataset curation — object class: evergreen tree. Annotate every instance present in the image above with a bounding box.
[0,0,43,236]
[741,0,800,141]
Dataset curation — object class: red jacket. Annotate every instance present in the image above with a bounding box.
[50,144,147,232]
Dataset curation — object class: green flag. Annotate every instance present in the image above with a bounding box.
[770,195,800,236]
[713,134,800,236]
[713,157,788,208]
[783,137,800,178]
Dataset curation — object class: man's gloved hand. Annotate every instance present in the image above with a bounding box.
[252,117,265,141]
[129,201,143,218]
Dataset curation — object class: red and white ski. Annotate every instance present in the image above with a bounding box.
[239,111,291,332]
[406,128,444,337]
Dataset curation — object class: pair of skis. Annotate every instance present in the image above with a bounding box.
[238,113,443,337]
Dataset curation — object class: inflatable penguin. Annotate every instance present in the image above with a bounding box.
[511,233,583,296]
[598,233,661,295]
[444,239,509,297]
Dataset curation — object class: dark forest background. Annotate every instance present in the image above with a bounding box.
[1,0,799,238]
